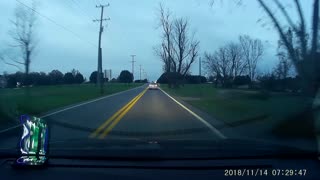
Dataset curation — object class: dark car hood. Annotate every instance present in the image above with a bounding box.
[1,137,317,160]
[45,137,319,160]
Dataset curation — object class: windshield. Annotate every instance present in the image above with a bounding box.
[0,0,319,160]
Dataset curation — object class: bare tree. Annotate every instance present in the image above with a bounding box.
[155,3,174,73]
[256,0,319,95]
[204,46,233,87]
[173,18,188,74]
[205,40,248,87]
[273,29,294,79]
[0,52,23,71]
[204,51,221,87]
[205,35,262,88]
[209,0,319,141]
[254,0,319,151]
[172,18,200,76]
[210,0,319,93]
[204,52,221,77]
[273,56,292,80]
[155,4,199,76]
[8,2,37,84]
[226,42,246,78]
[239,35,264,81]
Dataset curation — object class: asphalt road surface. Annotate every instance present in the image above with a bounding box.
[0,84,226,150]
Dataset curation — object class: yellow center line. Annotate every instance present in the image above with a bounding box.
[98,88,148,139]
[89,88,147,138]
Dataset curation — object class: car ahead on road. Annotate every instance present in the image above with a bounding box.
[148,82,158,90]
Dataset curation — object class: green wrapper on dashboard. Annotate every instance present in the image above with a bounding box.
[14,115,49,167]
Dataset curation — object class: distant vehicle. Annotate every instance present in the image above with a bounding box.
[148,82,158,90]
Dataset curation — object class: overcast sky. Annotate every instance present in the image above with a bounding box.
[0,0,313,81]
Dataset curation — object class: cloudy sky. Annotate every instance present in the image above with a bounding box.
[0,0,313,81]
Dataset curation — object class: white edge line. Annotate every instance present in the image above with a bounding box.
[0,85,145,133]
[159,88,227,139]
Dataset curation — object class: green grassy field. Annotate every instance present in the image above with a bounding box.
[0,83,143,126]
[162,84,315,138]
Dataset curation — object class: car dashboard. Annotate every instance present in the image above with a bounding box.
[1,156,320,179]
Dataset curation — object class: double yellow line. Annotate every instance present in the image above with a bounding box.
[89,88,148,139]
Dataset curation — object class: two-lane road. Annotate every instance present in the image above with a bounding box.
[0,84,225,149]
[103,88,225,140]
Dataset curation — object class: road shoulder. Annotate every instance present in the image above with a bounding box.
[159,88,227,139]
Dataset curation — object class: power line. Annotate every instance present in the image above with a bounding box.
[95,0,101,5]
[199,57,202,76]
[15,0,97,48]
[139,64,142,80]
[63,1,92,24]
[64,0,91,21]
[69,0,96,20]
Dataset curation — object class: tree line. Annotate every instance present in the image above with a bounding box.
[157,73,207,84]
[4,69,85,88]
[89,70,147,84]
[2,69,148,88]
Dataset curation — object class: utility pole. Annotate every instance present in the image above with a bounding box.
[130,55,136,80]
[143,69,148,82]
[104,69,107,83]
[199,57,202,76]
[94,4,110,94]
[199,57,202,84]
[139,65,142,81]
[144,71,148,82]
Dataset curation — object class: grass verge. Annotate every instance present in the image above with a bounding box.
[0,83,143,127]
[161,84,315,139]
